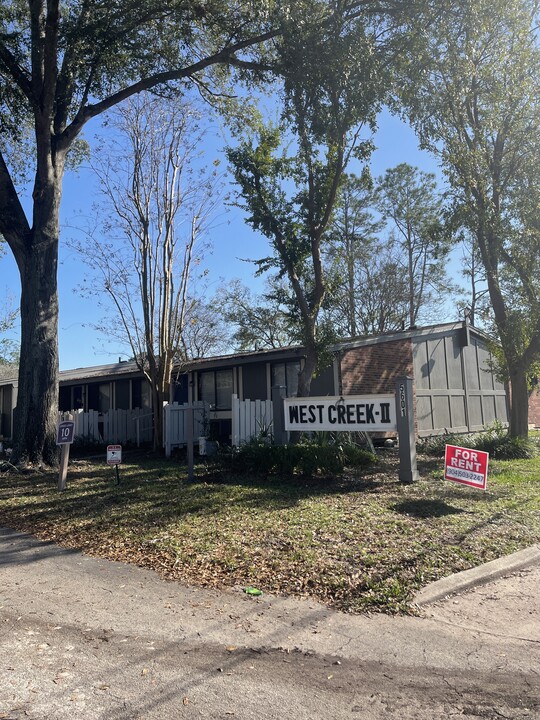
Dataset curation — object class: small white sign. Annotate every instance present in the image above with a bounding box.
[284,395,397,432]
[107,445,122,465]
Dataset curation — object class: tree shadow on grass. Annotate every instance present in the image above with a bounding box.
[392,499,468,519]
[0,450,416,539]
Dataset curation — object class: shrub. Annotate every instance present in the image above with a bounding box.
[230,434,376,477]
[418,421,538,460]
[417,433,464,457]
[474,434,537,460]
[471,420,537,459]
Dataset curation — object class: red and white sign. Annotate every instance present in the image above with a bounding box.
[107,445,122,465]
[444,445,489,490]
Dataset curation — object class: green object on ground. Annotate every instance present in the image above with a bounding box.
[244,587,263,596]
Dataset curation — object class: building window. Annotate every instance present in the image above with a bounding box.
[59,385,85,411]
[88,382,112,412]
[216,369,233,409]
[59,386,72,412]
[132,379,151,409]
[115,379,131,410]
[198,369,233,409]
[271,361,301,397]
[73,385,85,410]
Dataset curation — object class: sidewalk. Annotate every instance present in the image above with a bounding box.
[1,526,539,719]
[415,545,540,645]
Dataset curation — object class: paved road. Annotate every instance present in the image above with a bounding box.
[1,527,539,719]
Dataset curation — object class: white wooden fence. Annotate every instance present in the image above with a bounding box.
[59,408,153,445]
[163,401,207,457]
[231,394,273,446]
[162,396,274,457]
[60,397,275,452]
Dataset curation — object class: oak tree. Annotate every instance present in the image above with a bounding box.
[400,0,540,436]
[227,0,411,396]
[0,0,282,463]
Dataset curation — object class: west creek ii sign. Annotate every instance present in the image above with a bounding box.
[280,378,418,484]
[284,395,397,433]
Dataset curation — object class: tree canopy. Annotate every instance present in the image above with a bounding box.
[400,0,540,436]
[0,0,290,463]
[227,0,419,395]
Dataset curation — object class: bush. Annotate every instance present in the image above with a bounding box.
[474,434,538,460]
[418,421,538,460]
[230,434,377,477]
[471,420,537,459]
[417,433,464,457]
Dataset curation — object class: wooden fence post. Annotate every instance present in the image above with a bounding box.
[271,385,287,445]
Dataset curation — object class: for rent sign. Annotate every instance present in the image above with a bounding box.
[284,395,397,433]
[444,444,489,490]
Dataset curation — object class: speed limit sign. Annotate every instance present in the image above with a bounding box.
[56,421,75,445]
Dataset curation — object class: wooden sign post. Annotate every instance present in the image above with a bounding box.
[107,445,122,484]
[57,416,75,491]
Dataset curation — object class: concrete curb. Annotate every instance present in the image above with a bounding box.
[414,544,540,607]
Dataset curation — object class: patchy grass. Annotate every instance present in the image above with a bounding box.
[0,451,539,614]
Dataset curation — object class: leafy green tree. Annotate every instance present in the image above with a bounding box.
[0,0,284,464]
[323,174,392,337]
[216,277,300,351]
[457,229,489,328]
[325,247,410,336]
[375,163,456,328]
[400,0,540,436]
[227,1,413,396]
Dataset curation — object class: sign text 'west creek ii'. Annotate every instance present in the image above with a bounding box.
[284,395,397,433]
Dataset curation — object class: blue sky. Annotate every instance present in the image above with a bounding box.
[1,107,451,371]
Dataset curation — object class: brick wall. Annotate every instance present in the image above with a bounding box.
[529,387,540,427]
[339,339,414,395]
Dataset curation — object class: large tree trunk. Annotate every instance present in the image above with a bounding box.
[508,364,529,438]
[11,128,66,465]
[12,199,62,464]
[146,357,170,453]
[290,340,318,445]
[150,384,163,453]
[297,340,318,398]
[476,219,531,439]
[152,381,169,454]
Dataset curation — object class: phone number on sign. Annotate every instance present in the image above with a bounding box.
[446,467,483,483]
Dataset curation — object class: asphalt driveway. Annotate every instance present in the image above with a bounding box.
[1,527,539,719]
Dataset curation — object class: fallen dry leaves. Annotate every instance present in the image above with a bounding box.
[1,452,539,613]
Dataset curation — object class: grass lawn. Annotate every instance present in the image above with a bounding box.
[0,450,539,613]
